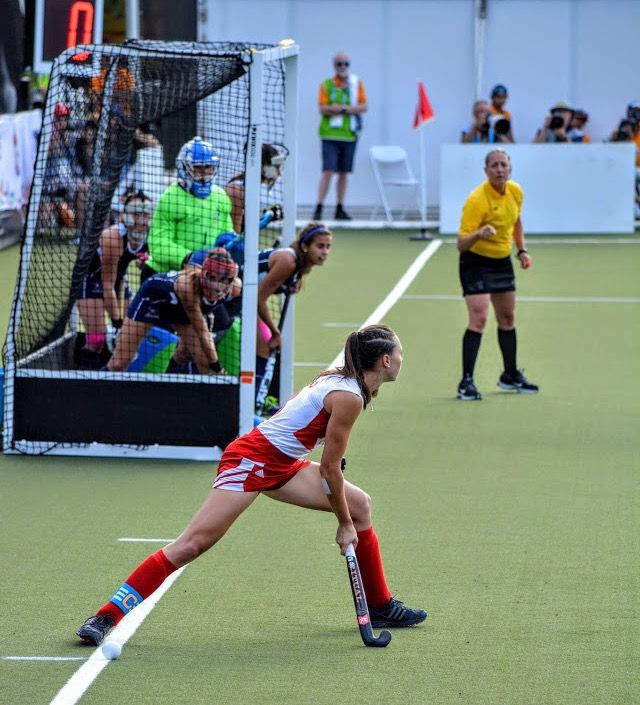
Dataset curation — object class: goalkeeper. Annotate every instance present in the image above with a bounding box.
[140,137,234,283]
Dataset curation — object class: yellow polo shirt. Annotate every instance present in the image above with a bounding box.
[459,180,523,259]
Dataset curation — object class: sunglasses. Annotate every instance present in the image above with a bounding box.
[334,61,350,67]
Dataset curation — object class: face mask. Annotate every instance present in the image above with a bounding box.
[262,165,280,190]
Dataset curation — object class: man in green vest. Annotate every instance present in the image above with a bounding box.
[312,52,368,222]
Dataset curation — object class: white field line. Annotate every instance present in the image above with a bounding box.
[328,239,443,369]
[321,322,361,328]
[439,238,640,245]
[117,538,175,543]
[403,294,640,303]
[294,361,330,367]
[3,657,87,662]
[49,566,186,705]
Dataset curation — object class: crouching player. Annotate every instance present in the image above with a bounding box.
[77,324,427,646]
[106,247,239,374]
[76,191,153,368]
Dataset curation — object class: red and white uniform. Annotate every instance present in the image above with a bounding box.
[214,375,363,492]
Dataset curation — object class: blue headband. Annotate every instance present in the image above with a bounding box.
[300,226,329,244]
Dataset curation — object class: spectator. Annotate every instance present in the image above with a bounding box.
[76,191,153,369]
[141,137,234,283]
[312,52,367,222]
[609,118,636,143]
[489,84,515,142]
[567,109,591,142]
[625,102,640,167]
[225,143,287,233]
[533,101,573,143]
[106,248,239,374]
[461,100,511,144]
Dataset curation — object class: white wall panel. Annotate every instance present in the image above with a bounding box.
[205,0,639,220]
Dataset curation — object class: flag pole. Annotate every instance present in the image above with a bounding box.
[410,82,434,241]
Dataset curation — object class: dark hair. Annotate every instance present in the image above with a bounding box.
[226,143,281,185]
[318,324,398,408]
[123,189,152,207]
[289,221,332,278]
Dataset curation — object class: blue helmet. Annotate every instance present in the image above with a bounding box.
[176,137,220,199]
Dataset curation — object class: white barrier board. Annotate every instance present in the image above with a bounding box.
[439,144,636,234]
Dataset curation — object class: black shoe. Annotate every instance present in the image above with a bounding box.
[335,206,352,221]
[369,598,427,628]
[497,369,539,394]
[457,374,482,401]
[312,205,323,221]
[76,614,115,646]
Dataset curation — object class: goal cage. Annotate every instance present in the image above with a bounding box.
[2,40,299,460]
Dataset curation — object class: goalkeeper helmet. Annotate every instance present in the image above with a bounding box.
[177,137,220,199]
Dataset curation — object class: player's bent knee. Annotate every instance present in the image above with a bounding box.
[348,488,372,524]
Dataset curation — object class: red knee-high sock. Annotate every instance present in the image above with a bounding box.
[96,549,178,624]
[355,526,392,609]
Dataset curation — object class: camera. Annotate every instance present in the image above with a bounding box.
[612,129,631,142]
[488,114,511,135]
[549,115,565,130]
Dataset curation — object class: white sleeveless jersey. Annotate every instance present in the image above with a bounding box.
[258,374,364,458]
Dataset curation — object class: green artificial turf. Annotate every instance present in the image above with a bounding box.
[0,234,638,705]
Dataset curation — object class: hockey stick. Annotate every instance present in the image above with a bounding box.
[255,293,291,416]
[345,544,392,647]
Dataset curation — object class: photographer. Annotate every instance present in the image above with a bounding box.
[461,100,513,144]
[533,101,573,143]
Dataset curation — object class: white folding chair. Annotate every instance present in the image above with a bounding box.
[369,145,421,221]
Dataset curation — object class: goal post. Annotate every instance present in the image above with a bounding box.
[2,40,299,460]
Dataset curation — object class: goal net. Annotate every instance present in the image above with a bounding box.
[2,40,299,459]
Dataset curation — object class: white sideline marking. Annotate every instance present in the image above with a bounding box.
[321,322,361,328]
[117,538,174,543]
[328,239,443,369]
[294,361,330,367]
[403,294,640,304]
[3,657,87,662]
[49,566,186,705]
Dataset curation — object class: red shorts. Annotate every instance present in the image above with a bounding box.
[213,427,311,492]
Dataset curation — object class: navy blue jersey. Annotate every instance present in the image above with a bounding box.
[258,247,299,295]
[80,224,148,299]
[127,271,219,326]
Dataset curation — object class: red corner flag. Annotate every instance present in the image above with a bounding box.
[413,82,435,129]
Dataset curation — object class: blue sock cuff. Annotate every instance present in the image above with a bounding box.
[110,583,144,615]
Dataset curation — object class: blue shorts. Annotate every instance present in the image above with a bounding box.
[321,139,357,173]
[79,271,131,300]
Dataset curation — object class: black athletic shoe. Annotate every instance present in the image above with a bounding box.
[457,374,482,401]
[369,598,427,628]
[76,614,115,646]
[312,205,323,221]
[335,206,352,220]
[497,369,539,394]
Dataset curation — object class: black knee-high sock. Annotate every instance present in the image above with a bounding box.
[462,329,482,377]
[254,356,267,400]
[497,328,517,374]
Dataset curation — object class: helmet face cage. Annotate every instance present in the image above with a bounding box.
[200,249,238,302]
[177,137,220,198]
[122,197,153,238]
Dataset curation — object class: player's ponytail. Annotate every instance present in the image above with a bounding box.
[322,324,397,408]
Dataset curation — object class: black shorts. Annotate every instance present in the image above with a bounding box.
[321,139,357,173]
[459,250,515,296]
